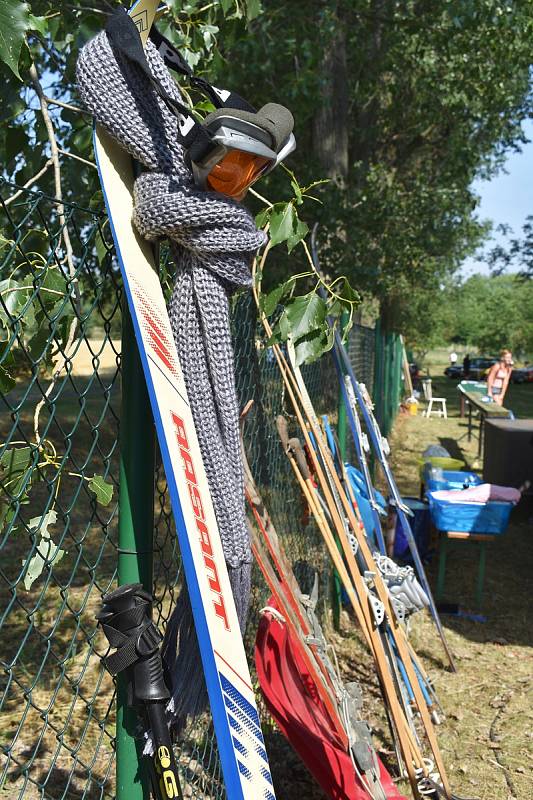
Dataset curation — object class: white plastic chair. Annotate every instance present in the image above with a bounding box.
[421,379,447,418]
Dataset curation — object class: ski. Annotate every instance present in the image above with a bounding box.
[307,227,456,674]
[335,349,456,674]
[92,2,275,797]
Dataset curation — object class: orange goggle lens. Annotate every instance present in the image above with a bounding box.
[206,150,273,200]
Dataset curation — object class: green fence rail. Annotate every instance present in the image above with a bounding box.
[0,179,384,799]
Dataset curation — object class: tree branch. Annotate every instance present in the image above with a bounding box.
[4,159,53,206]
[43,96,92,116]
[29,62,81,446]
[57,148,97,169]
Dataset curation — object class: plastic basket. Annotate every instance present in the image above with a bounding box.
[418,456,464,478]
[428,492,513,535]
[426,470,482,493]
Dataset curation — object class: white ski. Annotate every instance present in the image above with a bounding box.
[93,2,275,797]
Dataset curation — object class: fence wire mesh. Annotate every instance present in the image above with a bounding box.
[0,181,408,800]
[0,179,375,800]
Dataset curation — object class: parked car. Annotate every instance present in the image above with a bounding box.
[511,366,533,384]
[468,357,498,380]
[443,357,498,381]
[444,364,463,379]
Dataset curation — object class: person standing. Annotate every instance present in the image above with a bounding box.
[463,353,471,378]
[449,350,458,366]
[487,350,513,406]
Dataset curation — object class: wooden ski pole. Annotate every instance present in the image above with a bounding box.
[252,256,451,798]
[277,358,450,797]
[276,418,424,795]
[285,431,427,759]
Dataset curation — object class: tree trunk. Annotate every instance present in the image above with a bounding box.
[312,19,349,185]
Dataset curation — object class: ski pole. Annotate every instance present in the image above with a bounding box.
[336,346,457,674]
[323,404,443,721]
[254,259,453,798]
[97,584,184,800]
[308,226,457,675]
[275,418,427,795]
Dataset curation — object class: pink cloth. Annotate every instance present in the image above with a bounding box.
[432,484,521,504]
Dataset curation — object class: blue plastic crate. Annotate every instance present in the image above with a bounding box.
[428,492,513,535]
[426,470,482,493]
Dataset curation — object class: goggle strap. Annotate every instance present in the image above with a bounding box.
[105,8,202,148]
[149,24,256,114]
[149,25,192,77]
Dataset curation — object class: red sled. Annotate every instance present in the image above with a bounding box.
[255,599,408,800]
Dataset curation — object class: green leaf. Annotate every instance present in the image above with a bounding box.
[220,0,233,15]
[246,0,262,21]
[284,292,327,341]
[269,203,295,247]
[88,475,114,506]
[338,277,360,304]
[95,229,109,266]
[0,0,30,79]
[27,13,47,36]
[0,279,30,324]
[22,510,65,590]
[0,365,16,393]
[255,207,271,229]
[193,99,216,114]
[287,216,309,253]
[25,267,68,320]
[181,48,201,69]
[0,446,32,504]
[260,278,295,317]
[199,22,219,49]
[265,309,291,347]
[27,326,51,366]
[293,327,334,366]
[268,203,308,252]
[291,179,303,205]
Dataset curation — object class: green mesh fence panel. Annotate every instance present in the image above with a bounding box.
[372,322,403,438]
[0,179,341,800]
[347,323,375,395]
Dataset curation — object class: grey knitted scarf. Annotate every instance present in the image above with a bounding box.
[77,29,264,726]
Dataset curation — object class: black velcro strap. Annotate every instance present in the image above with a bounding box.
[103,621,162,675]
[149,22,256,114]
[104,633,138,675]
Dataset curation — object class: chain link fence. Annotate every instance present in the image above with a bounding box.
[0,179,380,799]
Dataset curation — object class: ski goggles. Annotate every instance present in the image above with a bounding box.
[106,9,296,200]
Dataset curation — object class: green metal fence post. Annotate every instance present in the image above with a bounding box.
[117,303,156,800]
[331,312,349,630]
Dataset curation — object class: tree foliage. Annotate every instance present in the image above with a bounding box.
[486,215,533,277]
[408,273,533,357]
[448,273,533,356]
[221,0,533,324]
[0,0,531,327]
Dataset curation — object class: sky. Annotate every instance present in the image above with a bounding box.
[461,119,533,277]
